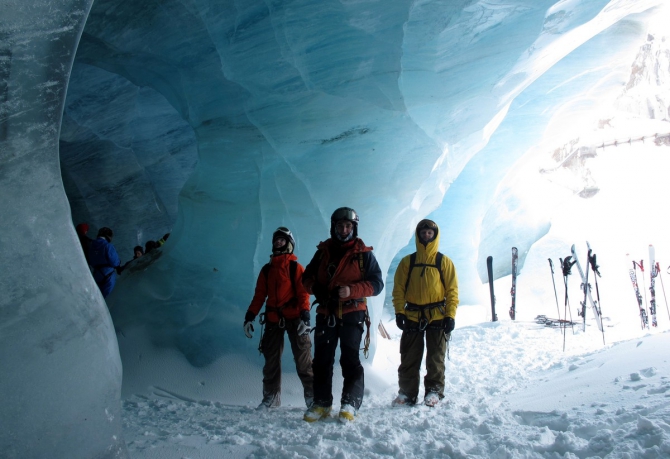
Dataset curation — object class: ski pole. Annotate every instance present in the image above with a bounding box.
[560,256,576,351]
[578,248,590,333]
[657,262,670,322]
[588,249,605,345]
[548,259,561,320]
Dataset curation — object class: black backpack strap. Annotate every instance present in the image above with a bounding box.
[435,252,445,290]
[261,263,271,284]
[404,252,417,292]
[404,252,446,292]
[289,259,297,298]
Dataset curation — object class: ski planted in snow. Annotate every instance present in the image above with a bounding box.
[627,253,648,329]
[510,247,518,320]
[560,255,577,351]
[649,244,658,327]
[487,255,497,322]
[548,259,561,320]
[571,243,604,333]
[657,262,670,322]
[587,242,606,344]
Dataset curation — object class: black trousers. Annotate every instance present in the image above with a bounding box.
[312,310,366,409]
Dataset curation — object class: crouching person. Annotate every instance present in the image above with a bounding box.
[243,227,314,410]
[301,207,383,423]
[392,219,459,407]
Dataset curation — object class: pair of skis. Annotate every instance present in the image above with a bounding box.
[627,253,649,329]
[548,242,605,346]
[486,247,518,322]
[626,244,670,329]
[571,242,604,340]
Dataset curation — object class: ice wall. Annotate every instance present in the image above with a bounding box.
[64,0,662,371]
[0,1,128,458]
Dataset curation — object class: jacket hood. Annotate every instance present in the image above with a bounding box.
[415,221,440,260]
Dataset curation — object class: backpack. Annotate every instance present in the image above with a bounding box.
[404,252,445,292]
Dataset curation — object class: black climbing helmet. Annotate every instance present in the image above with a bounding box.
[272,226,295,254]
[330,207,359,241]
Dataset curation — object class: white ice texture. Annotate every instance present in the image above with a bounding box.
[1,0,669,457]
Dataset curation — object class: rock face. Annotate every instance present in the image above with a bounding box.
[0,1,128,458]
[618,29,670,121]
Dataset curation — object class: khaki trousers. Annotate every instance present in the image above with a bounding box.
[397,324,447,403]
[261,318,314,400]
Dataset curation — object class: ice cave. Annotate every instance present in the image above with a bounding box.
[1,0,669,457]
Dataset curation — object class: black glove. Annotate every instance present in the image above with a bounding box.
[299,310,310,327]
[311,283,328,300]
[330,286,342,300]
[395,313,406,331]
[244,310,255,324]
[444,317,455,333]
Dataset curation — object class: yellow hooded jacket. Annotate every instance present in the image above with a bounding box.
[392,222,459,323]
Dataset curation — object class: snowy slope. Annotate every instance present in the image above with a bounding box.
[120,311,670,458]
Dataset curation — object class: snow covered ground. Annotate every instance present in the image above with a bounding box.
[119,308,670,459]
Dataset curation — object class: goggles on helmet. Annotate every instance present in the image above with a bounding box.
[275,226,292,237]
[331,207,359,224]
[416,219,437,231]
[273,227,295,246]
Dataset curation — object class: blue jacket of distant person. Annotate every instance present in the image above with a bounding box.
[89,237,121,298]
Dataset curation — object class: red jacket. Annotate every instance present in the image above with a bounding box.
[247,253,310,323]
[302,238,384,317]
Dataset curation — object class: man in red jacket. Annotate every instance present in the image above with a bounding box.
[243,227,313,410]
[301,207,384,423]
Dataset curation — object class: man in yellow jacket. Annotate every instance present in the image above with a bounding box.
[392,219,459,407]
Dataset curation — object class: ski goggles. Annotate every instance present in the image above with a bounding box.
[416,219,437,231]
[273,226,294,243]
[275,226,291,236]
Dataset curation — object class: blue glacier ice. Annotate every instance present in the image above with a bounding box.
[1,0,668,457]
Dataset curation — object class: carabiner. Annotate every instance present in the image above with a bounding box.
[327,314,337,328]
[279,317,286,329]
